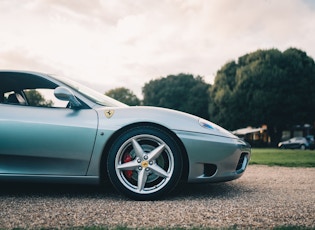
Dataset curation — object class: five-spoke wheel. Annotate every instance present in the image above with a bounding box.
[107,126,182,200]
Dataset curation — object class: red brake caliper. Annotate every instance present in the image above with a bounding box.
[123,154,133,179]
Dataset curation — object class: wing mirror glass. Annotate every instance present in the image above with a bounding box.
[54,86,82,109]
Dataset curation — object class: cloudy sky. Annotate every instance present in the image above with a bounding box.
[1,0,314,97]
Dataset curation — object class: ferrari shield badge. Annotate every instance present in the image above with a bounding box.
[104,109,115,118]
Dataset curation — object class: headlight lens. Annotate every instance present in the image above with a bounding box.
[198,118,214,129]
[199,118,237,138]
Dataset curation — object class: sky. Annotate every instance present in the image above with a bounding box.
[1,0,315,97]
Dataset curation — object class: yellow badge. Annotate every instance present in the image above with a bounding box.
[104,109,115,118]
[141,161,149,168]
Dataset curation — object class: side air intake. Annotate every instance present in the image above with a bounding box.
[236,153,249,174]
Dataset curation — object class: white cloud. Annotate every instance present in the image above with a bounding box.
[1,0,314,97]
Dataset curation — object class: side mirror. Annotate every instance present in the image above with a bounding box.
[54,86,82,109]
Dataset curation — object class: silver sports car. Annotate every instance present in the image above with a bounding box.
[0,70,251,200]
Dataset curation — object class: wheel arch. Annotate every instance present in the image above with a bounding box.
[99,122,189,183]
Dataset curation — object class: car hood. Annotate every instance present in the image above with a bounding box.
[95,106,238,139]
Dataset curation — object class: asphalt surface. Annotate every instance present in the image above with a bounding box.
[0,165,314,229]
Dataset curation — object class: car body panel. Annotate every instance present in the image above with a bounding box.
[0,104,98,175]
[175,130,249,182]
[87,106,250,182]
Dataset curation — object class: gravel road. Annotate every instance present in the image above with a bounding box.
[0,165,314,229]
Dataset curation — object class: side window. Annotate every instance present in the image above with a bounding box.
[24,89,68,108]
[3,91,27,105]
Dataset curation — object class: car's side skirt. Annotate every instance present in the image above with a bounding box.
[0,174,100,184]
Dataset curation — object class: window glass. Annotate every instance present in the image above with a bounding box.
[3,91,26,105]
[52,75,127,107]
[24,89,68,108]
[3,91,14,102]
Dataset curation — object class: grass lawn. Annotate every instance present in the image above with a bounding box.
[249,148,315,167]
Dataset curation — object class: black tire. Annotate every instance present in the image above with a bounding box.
[107,126,183,200]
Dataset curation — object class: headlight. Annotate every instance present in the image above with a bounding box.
[198,118,237,138]
[198,118,214,130]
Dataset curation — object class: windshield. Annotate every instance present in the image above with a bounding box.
[49,74,127,107]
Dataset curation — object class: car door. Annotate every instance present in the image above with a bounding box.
[0,103,98,175]
[288,138,298,149]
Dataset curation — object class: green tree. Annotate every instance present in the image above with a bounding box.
[24,90,54,107]
[105,87,140,106]
[142,73,211,119]
[209,61,238,129]
[209,48,315,145]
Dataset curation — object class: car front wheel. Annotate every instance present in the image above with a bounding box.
[107,126,183,200]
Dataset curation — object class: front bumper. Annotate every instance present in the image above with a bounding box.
[175,130,251,183]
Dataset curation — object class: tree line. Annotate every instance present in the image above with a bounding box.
[106,48,315,146]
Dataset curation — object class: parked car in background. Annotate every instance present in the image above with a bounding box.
[278,137,310,150]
